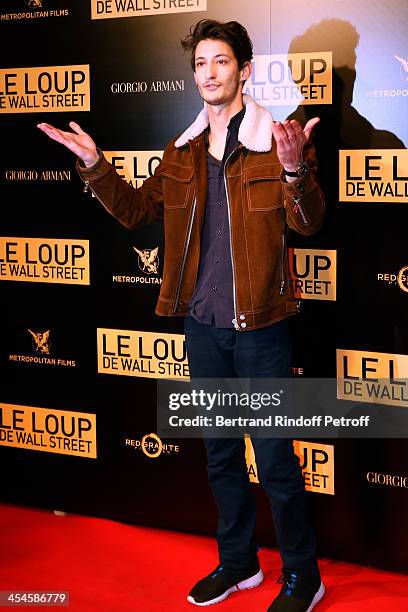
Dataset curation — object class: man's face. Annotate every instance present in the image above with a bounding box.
[193,38,250,107]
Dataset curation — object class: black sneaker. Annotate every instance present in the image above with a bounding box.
[187,562,264,606]
[267,569,325,611]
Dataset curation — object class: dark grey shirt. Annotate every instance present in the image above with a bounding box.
[188,107,245,328]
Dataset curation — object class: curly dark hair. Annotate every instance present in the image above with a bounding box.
[181,19,253,71]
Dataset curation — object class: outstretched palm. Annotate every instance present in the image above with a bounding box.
[37,121,99,167]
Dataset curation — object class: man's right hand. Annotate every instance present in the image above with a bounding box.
[37,121,99,168]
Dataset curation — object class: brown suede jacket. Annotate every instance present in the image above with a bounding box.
[77,94,325,331]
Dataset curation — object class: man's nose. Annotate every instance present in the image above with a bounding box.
[205,62,216,79]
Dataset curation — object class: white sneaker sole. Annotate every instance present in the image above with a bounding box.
[187,568,264,607]
[306,581,325,612]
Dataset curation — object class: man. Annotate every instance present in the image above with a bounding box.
[37,19,325,611]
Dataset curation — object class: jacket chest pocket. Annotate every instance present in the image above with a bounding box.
[244,163,283,211]
[161,163,194,209]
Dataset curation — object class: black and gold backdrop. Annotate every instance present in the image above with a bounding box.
[1,0,407,574]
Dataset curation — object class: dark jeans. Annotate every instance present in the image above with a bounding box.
[183,314,318,573]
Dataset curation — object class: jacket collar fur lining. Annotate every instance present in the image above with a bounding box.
[174,94,274,153]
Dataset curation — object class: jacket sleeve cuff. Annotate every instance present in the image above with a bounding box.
[281,168,314,200]
[76,149,116,183]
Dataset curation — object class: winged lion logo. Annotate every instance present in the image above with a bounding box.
[133,247,159,275]
[394,55,408,82]
[28,329,51,354]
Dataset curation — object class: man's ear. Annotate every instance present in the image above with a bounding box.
[240,60,251,83]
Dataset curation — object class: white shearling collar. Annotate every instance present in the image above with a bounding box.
[174,94,274,153]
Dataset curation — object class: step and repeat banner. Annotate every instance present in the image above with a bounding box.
[1,0,407,574]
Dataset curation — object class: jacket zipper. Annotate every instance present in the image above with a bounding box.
[292,195,309,225]
[83,179,105,206]
[280,234,286,295]
[173,195,197,313]
[223,148,240,331]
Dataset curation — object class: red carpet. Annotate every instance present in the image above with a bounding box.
[0,502,407,611]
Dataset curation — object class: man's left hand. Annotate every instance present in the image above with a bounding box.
[272,117,320,173]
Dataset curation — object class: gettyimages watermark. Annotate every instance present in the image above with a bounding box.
[157,378,408,438]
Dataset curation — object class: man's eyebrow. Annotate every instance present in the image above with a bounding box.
[195,54,231,61]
